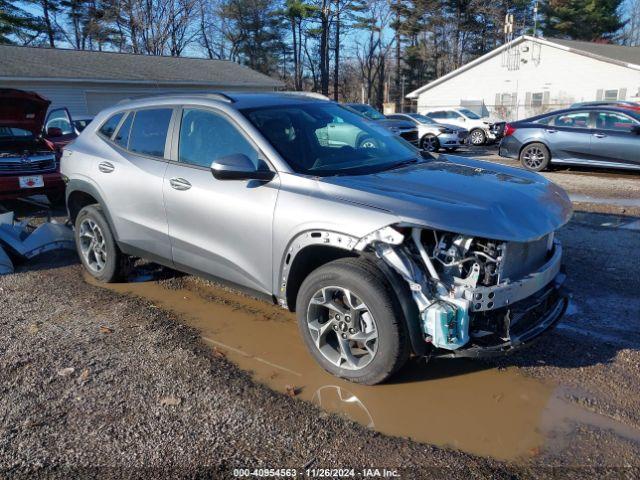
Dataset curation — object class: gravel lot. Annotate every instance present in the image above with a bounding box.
[1,155,639,478]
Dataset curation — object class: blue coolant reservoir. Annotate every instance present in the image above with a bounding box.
[422,300,470,350]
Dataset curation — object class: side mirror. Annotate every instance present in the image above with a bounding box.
[211,153,275,181]
[47,127,63,137]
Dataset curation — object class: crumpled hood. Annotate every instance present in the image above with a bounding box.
[0,89,50,135]
[318,156,573,242]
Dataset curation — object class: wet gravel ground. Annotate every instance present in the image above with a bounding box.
[1,255,517,479]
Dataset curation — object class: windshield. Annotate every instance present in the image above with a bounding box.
[0,127,33,138]
[241,103,421,176]
[346,104,386,121]
[459,108,481,119]
[407,113,437,124]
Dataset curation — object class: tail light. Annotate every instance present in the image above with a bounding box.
[504,123,517,136]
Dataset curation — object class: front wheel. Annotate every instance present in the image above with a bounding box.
[519,142,550,171]
[469,128,486,145]
[295,258,409,385]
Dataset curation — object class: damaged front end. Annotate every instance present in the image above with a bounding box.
[356,225,568,357]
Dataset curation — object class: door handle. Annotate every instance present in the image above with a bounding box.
[98,161,115,173]
[169,177,192,191]
[545,129,557,134]
[593,133,607,138]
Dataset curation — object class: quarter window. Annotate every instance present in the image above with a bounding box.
[178,109,259,169]
[128,108,173,157]
[99,113,124,139]
[114,112,133,148]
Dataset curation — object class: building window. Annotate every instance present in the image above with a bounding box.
[604,89,618,101]
[500,93,513,106]
[531,92,544,107]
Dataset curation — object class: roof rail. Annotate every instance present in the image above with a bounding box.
[116,91,235,105]
[276,91,331,101]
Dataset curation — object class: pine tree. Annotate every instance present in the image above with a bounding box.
[0,0,41,44]
[542,0,624,40]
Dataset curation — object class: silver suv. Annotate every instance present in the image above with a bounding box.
[62,92,572,385]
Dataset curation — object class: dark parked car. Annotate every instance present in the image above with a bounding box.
[499,107,640,172]
[344,103,420,146]
[0,89,69,204]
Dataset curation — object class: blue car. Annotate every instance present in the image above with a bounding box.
[499,106,640,172]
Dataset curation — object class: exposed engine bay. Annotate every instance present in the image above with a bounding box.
[356,225,564,354]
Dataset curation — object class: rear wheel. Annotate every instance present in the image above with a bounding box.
[519,142,550,171]
[75,205,127,283]
[296,258,409,385]
[469,128,486,145]
[421,134,440,152]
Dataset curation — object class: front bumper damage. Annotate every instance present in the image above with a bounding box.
[356,225,567,357]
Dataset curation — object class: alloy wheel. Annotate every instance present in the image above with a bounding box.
[78,218,107,273]
[470,130,485,145]
[306,286,378,370]
[422,135,438,152]
[521,146,546,169]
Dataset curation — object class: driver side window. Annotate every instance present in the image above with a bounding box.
[178,109,260,169]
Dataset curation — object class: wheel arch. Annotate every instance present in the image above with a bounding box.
[278,229,427,357]
[518,140,552,160]
[66,179,120,242]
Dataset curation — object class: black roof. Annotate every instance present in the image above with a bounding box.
[0,45,283,88]
[547,38,640,66]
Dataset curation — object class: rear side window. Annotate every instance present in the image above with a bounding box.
[114,112,133,148]
[99,113,124,139]
[128,108,173,158]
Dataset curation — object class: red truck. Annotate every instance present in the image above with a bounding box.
[0,89,82,205]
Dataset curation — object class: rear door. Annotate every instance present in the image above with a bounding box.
[590,110,640,168]
[546,110,593,162]
[97,107,174,261]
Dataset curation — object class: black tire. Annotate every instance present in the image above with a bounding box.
[74,204,127,283]
[357,135,379,149]
[469,128,486,145]
[46,191,65,207]
[295,257,410,385]
[421,134,440,152]
[519,142,551,171]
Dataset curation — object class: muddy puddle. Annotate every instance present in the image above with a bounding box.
[90,272,640,461]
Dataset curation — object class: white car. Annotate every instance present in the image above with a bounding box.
[386,113,469,152]
[422,108,501,146]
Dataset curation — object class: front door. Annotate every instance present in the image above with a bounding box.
[163,107,280,294]
[590,110,640,168]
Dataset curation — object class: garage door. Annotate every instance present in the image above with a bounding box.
[85,91,147,115]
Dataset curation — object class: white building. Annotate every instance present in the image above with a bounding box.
[0,45,283,118]
[406,36,640,121]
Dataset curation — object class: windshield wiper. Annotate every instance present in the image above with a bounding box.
[386,158,420,171]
